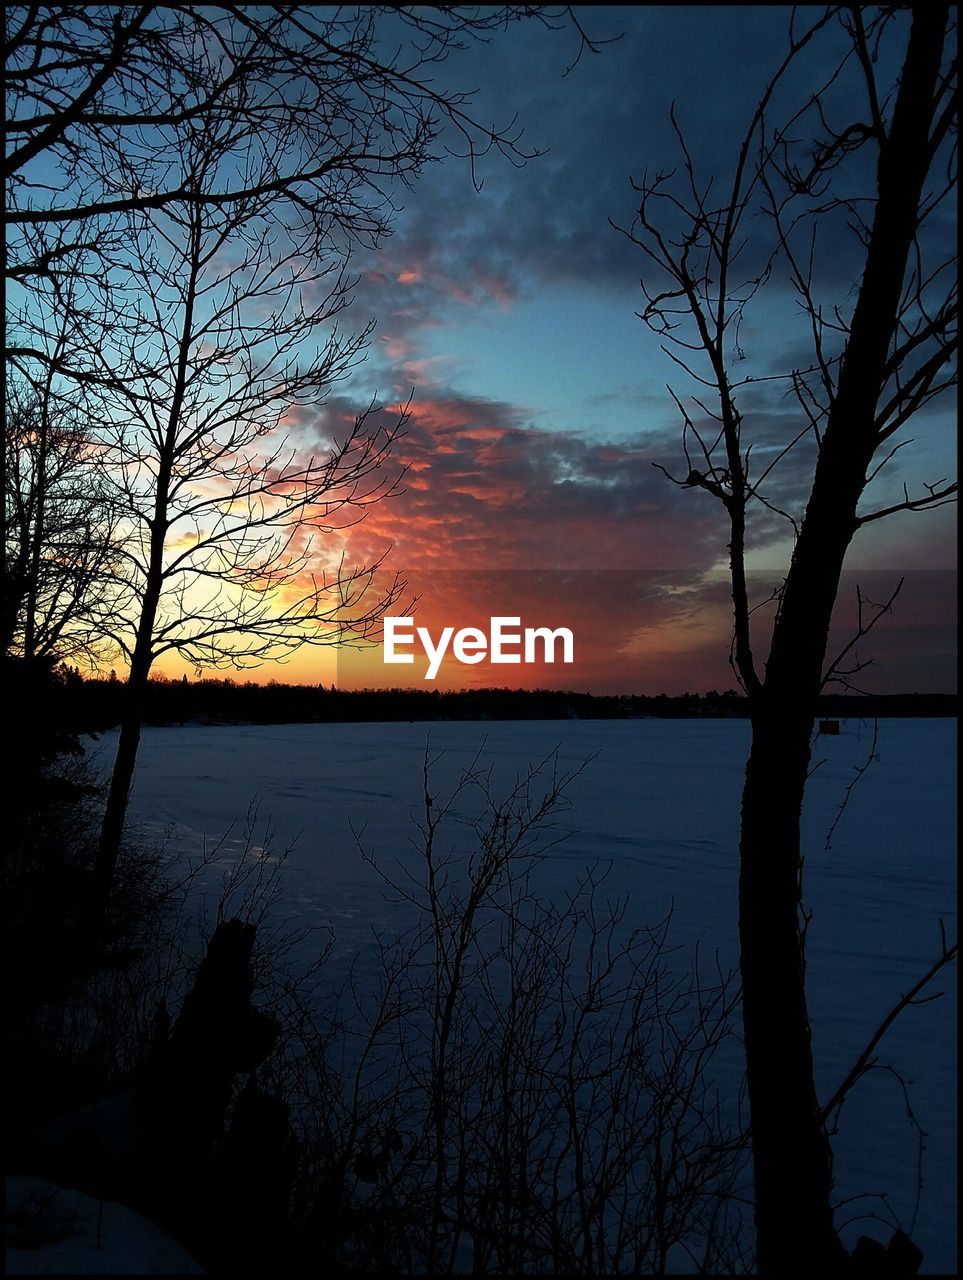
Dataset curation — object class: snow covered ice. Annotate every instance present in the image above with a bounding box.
[91,717,957,1272]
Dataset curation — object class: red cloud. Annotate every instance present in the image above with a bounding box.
[264,371,956,694]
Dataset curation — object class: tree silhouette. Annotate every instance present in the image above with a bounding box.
[5,6,601,284]
[620,7,956,1273]
[3,376,118,665]
[6,7,606,886]
[82,129,409,884]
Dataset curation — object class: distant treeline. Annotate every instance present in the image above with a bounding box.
[48,669,957,731]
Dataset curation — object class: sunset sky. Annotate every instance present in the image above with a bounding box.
[152,6,956,694]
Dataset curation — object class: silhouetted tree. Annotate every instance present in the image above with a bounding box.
[5,6,600,288]
[3,376,118,664]
[82,127,411,885]
[284,751,748,1273]
[621,7,956,1273]
[6,6,605,887]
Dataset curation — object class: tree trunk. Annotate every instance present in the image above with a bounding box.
[739,700,848,1274]
[95,441,172,888]
[95,214,204,890]
[96,643,151,887]
[96,549,165,887]
[22,413,48,662]
[738,9,949,1271]
[95,457,170,887]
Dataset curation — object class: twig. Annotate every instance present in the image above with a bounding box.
[820,923,958,1124]
[823,718,879,851]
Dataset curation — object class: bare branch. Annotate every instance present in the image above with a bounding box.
[856,480,958,527]
[820,927,958,1125]
[821,580,904,691]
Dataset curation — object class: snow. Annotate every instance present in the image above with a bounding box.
[89,717,956,1272]
[5,1177,204,1274]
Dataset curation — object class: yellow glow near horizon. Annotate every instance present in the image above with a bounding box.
[150,646,341,686]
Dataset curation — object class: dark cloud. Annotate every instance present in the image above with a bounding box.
[277,356,955,693]
[343,5,952,397]
[336,566,743,694]
[297,383,724,572]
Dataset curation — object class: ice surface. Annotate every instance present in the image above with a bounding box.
[88,717,957,1272]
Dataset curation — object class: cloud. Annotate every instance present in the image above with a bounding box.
[265,7,955,692]
[334,565,741,693]
[294,380,731,574]
[276,360,955,693]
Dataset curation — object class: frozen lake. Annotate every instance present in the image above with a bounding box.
[91,717,956,1271]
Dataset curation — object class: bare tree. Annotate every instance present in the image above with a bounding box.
[5,6,603,283]
[619,7,956,1273]
[273,750,749,1274]
[78,123,412,885]
[3,376,118,665]
[5,8,603,420]
[5,6,608,886]
[5,5,605,394]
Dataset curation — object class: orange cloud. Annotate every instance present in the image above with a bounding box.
[166,368,954,694]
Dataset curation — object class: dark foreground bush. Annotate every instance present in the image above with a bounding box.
[5,656,181,1142]
[255,751,752,1274]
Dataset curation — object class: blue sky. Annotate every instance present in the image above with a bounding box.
[334,11,955,527]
